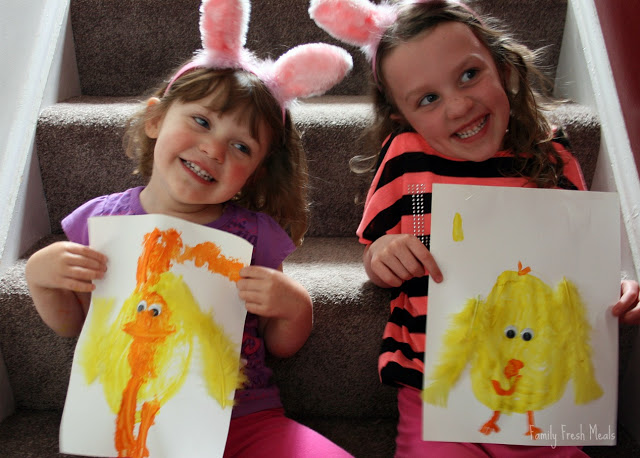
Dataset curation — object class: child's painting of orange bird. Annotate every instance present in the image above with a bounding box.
[422,262,603,439]
[75,226,249,458]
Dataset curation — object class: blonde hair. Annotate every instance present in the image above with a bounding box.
[353,0,565,188]
[124,66,309,246]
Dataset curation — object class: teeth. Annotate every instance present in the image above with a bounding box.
[456,116,486,139]
[182,160,214,182]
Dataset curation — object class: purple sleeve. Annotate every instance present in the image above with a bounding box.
[252,213,295,269]
[61,187,144,245]
[61,196,109,245]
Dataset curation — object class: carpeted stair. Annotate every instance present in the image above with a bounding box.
[0,1,638,457]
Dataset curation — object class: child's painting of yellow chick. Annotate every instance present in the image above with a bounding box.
[60,215,253,458]
[423,262,603,438]
[422,184,621,447]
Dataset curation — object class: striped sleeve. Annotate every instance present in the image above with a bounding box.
[356,134,404,245]
[356,130,589,390]
[551,131,587,191]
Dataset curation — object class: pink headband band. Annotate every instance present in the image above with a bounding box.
[164,0,353,119]
[309,0,479,84]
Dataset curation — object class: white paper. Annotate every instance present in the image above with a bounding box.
[422,184,620,447]
[60,214,253,457]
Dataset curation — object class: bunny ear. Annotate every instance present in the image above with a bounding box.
[197,0,252,68]
[309,0,397,59]
[264,43,353,107]
[167,0,352,109]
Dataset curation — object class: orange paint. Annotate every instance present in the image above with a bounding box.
[136,229,183,287]
[525,411,543,438]
[517,261,531,276]
[504,359,524,378]
[106,228,245,457]
[479,411,501,435]
[491,359,523,396]
[178,242,244,282]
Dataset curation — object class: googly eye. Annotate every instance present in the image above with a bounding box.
[137,301,147,313]
[504,325,517,339]
[521,328,534,341]
[149,304,162,317]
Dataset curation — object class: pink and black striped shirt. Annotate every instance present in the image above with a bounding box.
[356,130,586,390]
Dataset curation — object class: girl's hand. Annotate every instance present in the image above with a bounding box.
[364,234,442,288]
[26,241,108,293]
[237,265,312,358]
[612,280,640,324]
[25,241,107,337]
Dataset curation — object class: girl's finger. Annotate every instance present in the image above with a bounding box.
[620,305,640,325]
[62,278,97,293]
[67,266,106,281]
[613,281,639,316]
[66,243,108,263]
[418,252,442,283]
[239,289,266,305]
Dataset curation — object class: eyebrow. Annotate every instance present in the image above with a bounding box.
[403,85,430,105]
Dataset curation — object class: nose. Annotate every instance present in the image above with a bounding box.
[446,94,473,119]
[201,136,225,163]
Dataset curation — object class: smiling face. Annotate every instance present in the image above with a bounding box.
[381,21,510,162]
[141,92,271,223]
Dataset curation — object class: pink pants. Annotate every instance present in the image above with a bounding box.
[396,387,589,458]
[224,408,353,457]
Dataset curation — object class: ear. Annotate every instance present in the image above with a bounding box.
[390,112,405,123]
[144,97,162,139]
[504,64,520,95]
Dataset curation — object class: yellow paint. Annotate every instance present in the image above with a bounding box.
[452,212,464,242]
[80,228,247,458]
[422,263,602,437]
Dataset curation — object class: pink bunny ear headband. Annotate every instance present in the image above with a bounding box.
[308,0,478,83]
[165,0,353,116]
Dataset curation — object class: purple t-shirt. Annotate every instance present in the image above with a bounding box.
[62,186,296,418]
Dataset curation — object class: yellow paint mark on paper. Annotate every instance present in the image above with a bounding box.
[423,263,602,437]
[452,212,464,242]
[80,228,247,458]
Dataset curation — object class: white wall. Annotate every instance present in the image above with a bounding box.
[555,0,640,284]
[555,0,640,442]
[0,0,80,421]
[0,0,80,278]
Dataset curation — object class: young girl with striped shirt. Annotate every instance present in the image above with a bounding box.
[310,1,640,456]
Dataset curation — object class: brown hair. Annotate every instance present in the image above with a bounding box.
[353,0,564,188]
[124,66,309,245]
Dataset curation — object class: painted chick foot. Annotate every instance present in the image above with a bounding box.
[525,411,543,438]
[480,411,501,435]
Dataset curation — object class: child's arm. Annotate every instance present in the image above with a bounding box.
[25,241,107,337]
[363,233,443,288]
[611,279,640,324]
[237,265,312,358]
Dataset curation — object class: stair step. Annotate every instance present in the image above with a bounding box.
[35,95,374,237]
[69,0,568,97]
[35,95,600,238]
[0,235,392,418]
